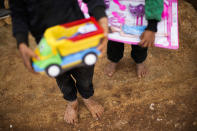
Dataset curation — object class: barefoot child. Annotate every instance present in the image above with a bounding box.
[106,0,163,78]
[9,0,108,124]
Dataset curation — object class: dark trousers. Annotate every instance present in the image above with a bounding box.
[55,65,94,101]
[0,0,5,9]
[107,40,148,64]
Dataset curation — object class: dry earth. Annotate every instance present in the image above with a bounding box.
[0,0,197,131]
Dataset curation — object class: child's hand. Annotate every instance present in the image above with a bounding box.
[97,17,109,56]
[19,43,39,74]
[138,30,156,47]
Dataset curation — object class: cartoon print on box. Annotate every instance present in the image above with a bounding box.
[105,0,179,49]
[129,4,145,26]
[79,0,178,49]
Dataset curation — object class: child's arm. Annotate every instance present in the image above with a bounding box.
[97,17,108,56]
[9,0,29,48]
[83,0,107,20]
[9,0,39,73]
[83,0,108,56]
[139,0,163,47]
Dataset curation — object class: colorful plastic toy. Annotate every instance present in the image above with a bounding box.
[105,0,179,49]
[32,17,104,77]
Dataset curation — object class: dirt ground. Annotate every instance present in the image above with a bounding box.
[0,0,197,131]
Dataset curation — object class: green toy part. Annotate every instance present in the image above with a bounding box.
[34,38,62,69]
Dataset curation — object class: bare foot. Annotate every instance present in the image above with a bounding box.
[83,98,104,119]
[105,61,117,77]
[136,62,148,78]
[64,100,78,124]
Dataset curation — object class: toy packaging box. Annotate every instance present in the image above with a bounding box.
[79,0,179,49]
[105,0,179,49]
[32,17,104,77]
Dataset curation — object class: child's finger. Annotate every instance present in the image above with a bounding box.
[99,49,106,57]
[142,41,149,47]
[140,32,144,40]
[97,44,104,52]
[139,40,146,46]
[97,38,107,55]
[138,39,145,46]
[23,55,38,74]
[148,41,152,47]
[151,40,155,47]
[24,58,34,73]
[29,50,40,60]
[97,43,103,51]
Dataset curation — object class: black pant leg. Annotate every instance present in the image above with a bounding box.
[107,40,124,63]
[55,71,77,101]
[131,45,148,64]
[71,65,95,99]
[0,0,5,8]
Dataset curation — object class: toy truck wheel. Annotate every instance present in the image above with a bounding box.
[83,52,97,66]
[45,64,62,77]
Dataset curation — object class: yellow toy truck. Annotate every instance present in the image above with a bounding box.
[32,17,104,77]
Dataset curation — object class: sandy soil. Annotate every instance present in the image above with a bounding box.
[0,0,197,131]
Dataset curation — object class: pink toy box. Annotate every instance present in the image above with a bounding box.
[79,0,179,49]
